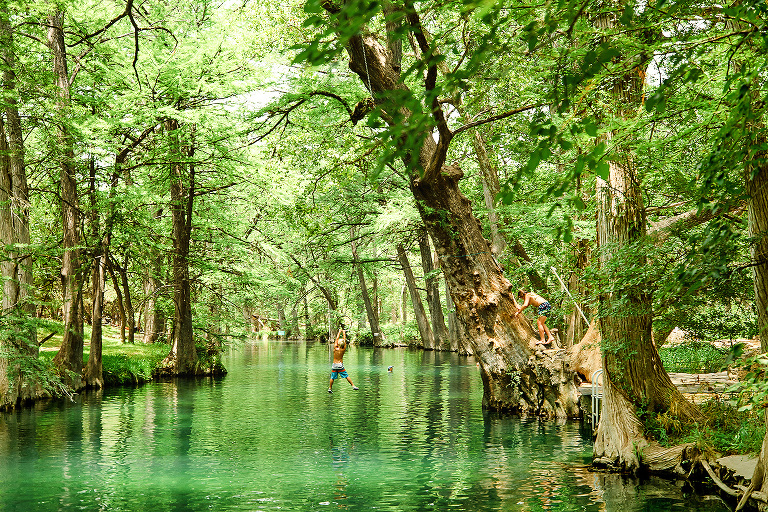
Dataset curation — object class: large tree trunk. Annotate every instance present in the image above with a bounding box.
[0,70,42,409]
[747,141,768,353]
[161,119,197,375]
[593,63,703,468]
[397,243,435,349]
[0,23,40,405]
[85,252,105,388]
[419,231,448,349]
[49,10,84,391]
[330,16,579,415]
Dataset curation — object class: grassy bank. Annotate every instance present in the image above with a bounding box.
[39,323,171,386]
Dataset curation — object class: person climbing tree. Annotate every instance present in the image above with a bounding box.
[514,289,554,345]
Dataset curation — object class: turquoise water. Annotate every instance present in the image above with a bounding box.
[0,340,730,511]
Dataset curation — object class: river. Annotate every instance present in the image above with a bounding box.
[0,339,731,511]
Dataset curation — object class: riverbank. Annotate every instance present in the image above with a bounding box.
[39,324,171,386]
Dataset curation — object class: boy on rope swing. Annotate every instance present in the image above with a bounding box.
[328,326,358,393]
[514,288,555,346]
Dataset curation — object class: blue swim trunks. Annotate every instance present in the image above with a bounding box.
[537,301,552,317]
[331,363,348,380]
[331,369,348,379]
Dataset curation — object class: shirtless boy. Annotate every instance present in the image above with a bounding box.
[328,327,358,393]
[514,289,554,345]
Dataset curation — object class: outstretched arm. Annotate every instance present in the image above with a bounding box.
[514,294,530,317]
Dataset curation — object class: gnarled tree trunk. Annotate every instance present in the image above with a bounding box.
[592,48,703,468]
[323,9,580,415]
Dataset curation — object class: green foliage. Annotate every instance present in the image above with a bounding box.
[726,353,768,413]
[683,400,765,456]
[659,340,731,374]
[639,405,684,447]
[382,321,420,345]
[356,331,375,347]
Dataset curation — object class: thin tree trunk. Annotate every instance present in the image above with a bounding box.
[84,157,104,388]
[49,10,84,390]
[397,243,435,349]
[401,284,408,324]
[303,294,311,341]
[107,258,126,344]
[419,230,448,349]
[277,302,286,339]
[472,129,506,259]
[565,239,590,348]
[444,277,460,353]
[143,208,163,344]
[351,229,382,342]
[112,253,135,345]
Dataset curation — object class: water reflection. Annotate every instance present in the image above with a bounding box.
[0,340,731,511]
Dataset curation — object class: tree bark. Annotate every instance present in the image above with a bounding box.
[85,252,105,388]
[161,119,197,375]
[747,140,768,353]
[397,243,435,349]
[49,10,84,390]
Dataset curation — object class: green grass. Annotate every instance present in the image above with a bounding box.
[39,323,171,385]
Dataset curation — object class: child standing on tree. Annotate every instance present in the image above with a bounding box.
[328,327,358,393]
[514,289,555,345]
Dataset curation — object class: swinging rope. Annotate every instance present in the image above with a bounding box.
[360,34,374,98]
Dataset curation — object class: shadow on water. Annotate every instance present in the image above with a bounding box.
[0,339,733,511]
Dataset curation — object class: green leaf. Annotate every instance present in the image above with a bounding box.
[595,162,610,180]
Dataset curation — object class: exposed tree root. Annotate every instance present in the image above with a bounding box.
[701,458,739,497]
[642,442,698,476]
